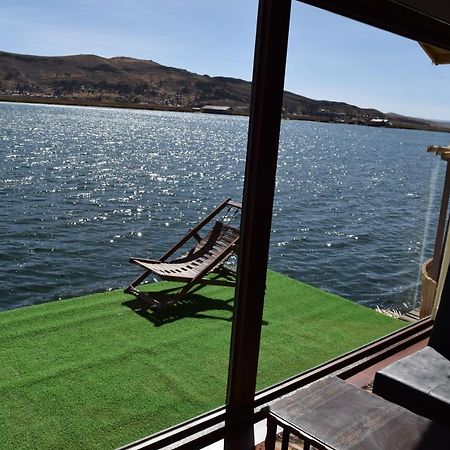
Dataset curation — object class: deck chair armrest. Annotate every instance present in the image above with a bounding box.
[129,257,161,265]
[160,198,233,261]
[227,200,242,209]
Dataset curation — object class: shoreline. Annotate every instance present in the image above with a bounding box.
[2,95,450,133]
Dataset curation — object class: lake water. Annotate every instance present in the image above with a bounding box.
[1,102,449,312]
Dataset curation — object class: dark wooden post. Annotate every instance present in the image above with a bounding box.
[224,0,292,448]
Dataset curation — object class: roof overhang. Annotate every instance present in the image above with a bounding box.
[298,0,450,51]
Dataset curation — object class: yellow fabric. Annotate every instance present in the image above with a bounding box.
[420,43,450,65]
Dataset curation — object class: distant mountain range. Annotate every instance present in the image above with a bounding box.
[0,50,447,131]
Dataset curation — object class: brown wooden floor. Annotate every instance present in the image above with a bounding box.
[343,335,429,388]
[400,307,421,323]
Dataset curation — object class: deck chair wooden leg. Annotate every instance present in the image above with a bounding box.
[124,269,153,296]
[175,282,196,301]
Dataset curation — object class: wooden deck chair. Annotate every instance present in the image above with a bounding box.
[125,198,241,303]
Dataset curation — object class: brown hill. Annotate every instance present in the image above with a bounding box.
[0,50,442,129]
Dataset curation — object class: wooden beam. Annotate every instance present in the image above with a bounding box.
[224,0,292,448]
[298,0,450,52]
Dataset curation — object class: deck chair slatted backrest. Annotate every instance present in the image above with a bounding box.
[125,198,241,304]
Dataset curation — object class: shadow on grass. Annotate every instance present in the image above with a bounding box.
[122,285,234,327]
[122,286,268,327]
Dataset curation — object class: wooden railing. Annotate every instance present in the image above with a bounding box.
[119,318,432,450]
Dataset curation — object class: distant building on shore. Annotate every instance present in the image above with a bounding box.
[200,105,232,115]
[369,118,391,127]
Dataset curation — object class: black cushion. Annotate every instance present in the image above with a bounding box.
[373,346,450,429]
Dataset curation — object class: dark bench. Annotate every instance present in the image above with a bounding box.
[264,376,450,450]
[373,265,450,429]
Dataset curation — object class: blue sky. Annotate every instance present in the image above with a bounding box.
[1,0,450,120]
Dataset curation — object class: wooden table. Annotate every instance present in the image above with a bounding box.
[264,376,450,450]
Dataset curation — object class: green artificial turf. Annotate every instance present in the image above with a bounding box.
[0,271,404,449]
